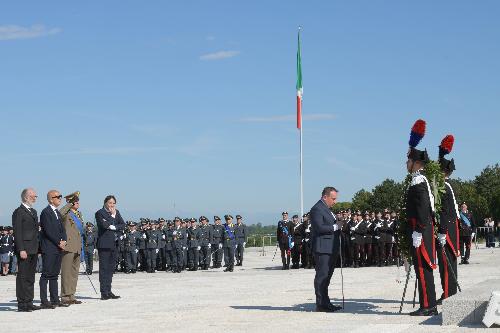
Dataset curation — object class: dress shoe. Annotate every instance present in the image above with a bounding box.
[101,294,111,300]
[61,300,73,306]
[463,260,470,264]
[52,302,70,308]
[327,303,343,312]
[71,300,82,304]
[28,304,41,311]
[409,306,438,316]
[109,292,121,299]
[17,307,32,312]
[40,302,56,309]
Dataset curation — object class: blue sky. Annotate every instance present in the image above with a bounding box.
[1,1,499,225]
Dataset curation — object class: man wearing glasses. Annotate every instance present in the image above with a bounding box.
[39,190,69,309]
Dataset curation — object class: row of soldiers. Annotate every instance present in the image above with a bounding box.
[82,215,248,274]
[276,209,401,270]
[0,226,17,276]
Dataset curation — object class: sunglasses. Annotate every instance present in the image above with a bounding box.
[52,195,63,199]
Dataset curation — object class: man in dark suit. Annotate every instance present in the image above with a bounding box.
[310,186,344,312]
[12,188,41,312]
[39,190,69,309]
[95,195,126,300]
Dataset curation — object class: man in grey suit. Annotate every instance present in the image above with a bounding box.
[310,186,344,312]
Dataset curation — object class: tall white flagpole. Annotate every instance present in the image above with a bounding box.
[298,26,304,221]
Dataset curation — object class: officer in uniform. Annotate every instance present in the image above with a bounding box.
[157,218,167,271]
[363,212,374,266]
[378,209,394,266]
[115,228,126,272]
[406,119,437,316]
[137,220,147,271]
[164,221,174,271]
[181,219,189,270]
[83,223,97,274]
[211,216,224,268]
[198,216,212,270]
[234,215,247,266]
[125,222,139,273]
[300,213,314,269]
[350,212,367,268]
[372,211,384,266]
[187,218,201,271]
[459,202,476,264]
[290,215,302,269]
[0,226,12,276]
[171,217,186,273]
[277,212,292,270]
[436,135,460,304]
[145,221,158,273]
[222,215,236,272]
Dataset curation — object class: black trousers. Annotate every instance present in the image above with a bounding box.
[188,248,199,268]
[126,250,138,271]
[411,246,436,309]
[224,245,235,266]
[460,236,472,261]
[173,245,183,269]
[437,244,458,299]
[84,250,94,273]
[16,253,37,307]
[98,249,117,295]
[291,244,301,266]
[138,249,146,270]
[212,244,223,266]
[236,243,245,263]
[200,246,211,267]
[313,252,337,307]
[146,249,157,271]
[40,252,62,303]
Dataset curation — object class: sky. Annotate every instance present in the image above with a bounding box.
[0,1,499,225]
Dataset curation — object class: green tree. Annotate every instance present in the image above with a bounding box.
[370,179,404,212]
[352,189,373,212]
[449,178,489,222]
[474,164,500,218]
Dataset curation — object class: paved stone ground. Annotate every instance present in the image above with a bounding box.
[1,245,499,333]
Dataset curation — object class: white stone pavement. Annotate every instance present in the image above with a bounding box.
[1,245,499,333]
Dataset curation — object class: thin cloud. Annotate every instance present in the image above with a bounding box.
[0,24,61,41]
[16,146,170,158]
[240,113,336,123]
[199,50,240,61]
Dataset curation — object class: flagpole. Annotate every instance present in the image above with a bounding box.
[298,26,304,221]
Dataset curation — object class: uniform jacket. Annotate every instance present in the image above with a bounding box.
[59,203,83,254]
[234,223,247,245]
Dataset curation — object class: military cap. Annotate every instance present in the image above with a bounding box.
[199,216,208,222]
[224,214,233,221]
[236,214,242,219]
[174,217,181,222]
[159,218,166,223]
[182,218,188,223]
[282,211,288,215]
[214,216,221,221]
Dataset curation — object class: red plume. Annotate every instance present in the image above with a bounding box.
[411,119,426,136]
[440,135,454,154]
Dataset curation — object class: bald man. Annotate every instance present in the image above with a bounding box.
[39,190,69,309]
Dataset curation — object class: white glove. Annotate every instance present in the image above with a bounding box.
[162,235,166,239]
[8,251,13,256]
[392,236,395,243]
[376,223,382,228]
[412,231,422,248]
[109,225,116,231]
[155,249,159,254]
[218,243,223,249]
[119,235,124,240]
[142,234,147,239]
[350,227,355,231]
[291,242,295,248]
[93,249,97,254]
[305,238,309,242]
[471,233,476,239]
[375,236,380,239]
[135,249,139,253]
[208,243,211,249]
[243,242,246,247]
[173,231,177,236]
[438,233,447,246]
[182,246,186,250]
[197,246,201,250]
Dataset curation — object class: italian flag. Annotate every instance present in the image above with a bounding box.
[296,29,303,130]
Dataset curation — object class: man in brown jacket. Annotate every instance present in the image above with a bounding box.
[59,192,83,305]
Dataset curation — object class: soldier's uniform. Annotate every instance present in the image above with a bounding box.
[277,212,293,270]
[363,213,374,266]
[125,223,139,273]
[406,127,437,316]
[459,205,476,264]
[171,218,185,273]
[137,221,147,271]
[145,223,159,273]
[115,229,127,272]
[234,215,247,266]
[157,219,167,271]
[350,213,367,268]
[436,136,460,303]
[187,219,201,271]
[378,210,395,266]
[181,220,189,269]
[211,216,224,268]
[290,215,302,269]
[299,213,314,269]
[83,223,97,274]
[164,221,174,271]
[222,215,236,272]
[198,216,213,270]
